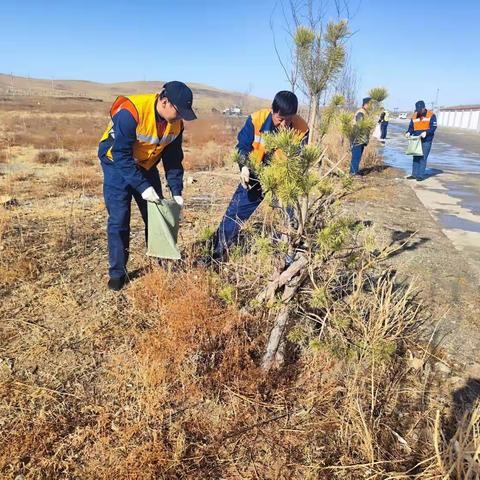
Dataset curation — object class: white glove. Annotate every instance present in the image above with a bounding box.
[173,195,184,207]
[420,132,427,139]
[405,132,411,138]
[240,166,250,189]
[141,186,161,203]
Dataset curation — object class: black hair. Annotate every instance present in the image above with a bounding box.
[272,91,298,116]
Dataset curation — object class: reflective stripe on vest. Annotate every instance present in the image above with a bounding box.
[250,109,309,164]
[250,109,271,164]
[99,94,183,170]
[412,110,433,131]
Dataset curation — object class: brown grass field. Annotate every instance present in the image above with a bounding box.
[0,94,478,479]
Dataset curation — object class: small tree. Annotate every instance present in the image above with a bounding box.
[294,20,349,144]
[245,128,356,369]
[318,93,345,139]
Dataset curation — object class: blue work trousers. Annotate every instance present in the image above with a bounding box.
[412,140,432,178]
[350,144,366,175]
[100,156,163,278]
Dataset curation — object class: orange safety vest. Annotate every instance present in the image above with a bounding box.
[250,109,309,163]
[99,93,183,171]
[412,110,433,132]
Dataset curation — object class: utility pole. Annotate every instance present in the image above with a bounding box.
[434,88,439,109]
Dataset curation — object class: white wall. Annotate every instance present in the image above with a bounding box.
[438,109,480,132]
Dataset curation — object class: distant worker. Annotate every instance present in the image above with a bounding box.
[349,96,372,175]
[201,91,308,264]
[405,100,437,181]
[98,81,197,291]
[379,109,390,140]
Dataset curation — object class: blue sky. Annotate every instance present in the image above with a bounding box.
[1,0,478,110]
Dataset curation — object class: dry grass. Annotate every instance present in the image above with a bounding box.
[0,208,10,240]
[1,111,106,151]
[53,167,101,195]
[433,403,480,478]
[183,114,243,170]
[0,97,471,479]
[322,123,383,173]
[0,261,448,478]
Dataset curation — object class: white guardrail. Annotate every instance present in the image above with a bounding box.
[437,109,480,132]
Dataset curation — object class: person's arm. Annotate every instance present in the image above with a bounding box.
[110,110,150,193]
[407,119,414,135]
[427,114,438,136]
[161,130,184,196]
[235,116,255,168]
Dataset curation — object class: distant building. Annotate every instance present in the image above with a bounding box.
[437,105,480,132]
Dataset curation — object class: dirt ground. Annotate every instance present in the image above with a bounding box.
[344,166,480,379]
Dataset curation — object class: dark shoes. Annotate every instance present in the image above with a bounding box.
[406,175,426,182]
[108,276,126,291]
[196,249,225,268]
[196,254,215,268]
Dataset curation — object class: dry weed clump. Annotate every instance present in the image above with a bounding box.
[0,209,41,289]
[35,149,67,164]
[432,402,480,478]
[70,155,96,167]
[53,167,101,195]
[0,208,10,241]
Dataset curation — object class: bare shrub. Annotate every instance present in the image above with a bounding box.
[53,168,100,194]
[35,150,67,164]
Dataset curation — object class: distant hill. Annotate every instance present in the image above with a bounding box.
[0,73,269,113]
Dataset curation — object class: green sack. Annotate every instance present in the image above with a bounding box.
[146,200,182,260]
[405,136,423,156]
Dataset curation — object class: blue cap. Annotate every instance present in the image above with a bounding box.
[415,100,426,110]
[163,81,197,121]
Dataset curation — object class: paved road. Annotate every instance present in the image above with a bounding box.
[382,121,480,275]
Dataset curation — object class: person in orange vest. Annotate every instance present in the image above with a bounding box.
[405,100,437,181]
[201,91,308,264]
[98,81,197,291]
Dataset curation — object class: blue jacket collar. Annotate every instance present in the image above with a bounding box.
[260,112,274,133]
